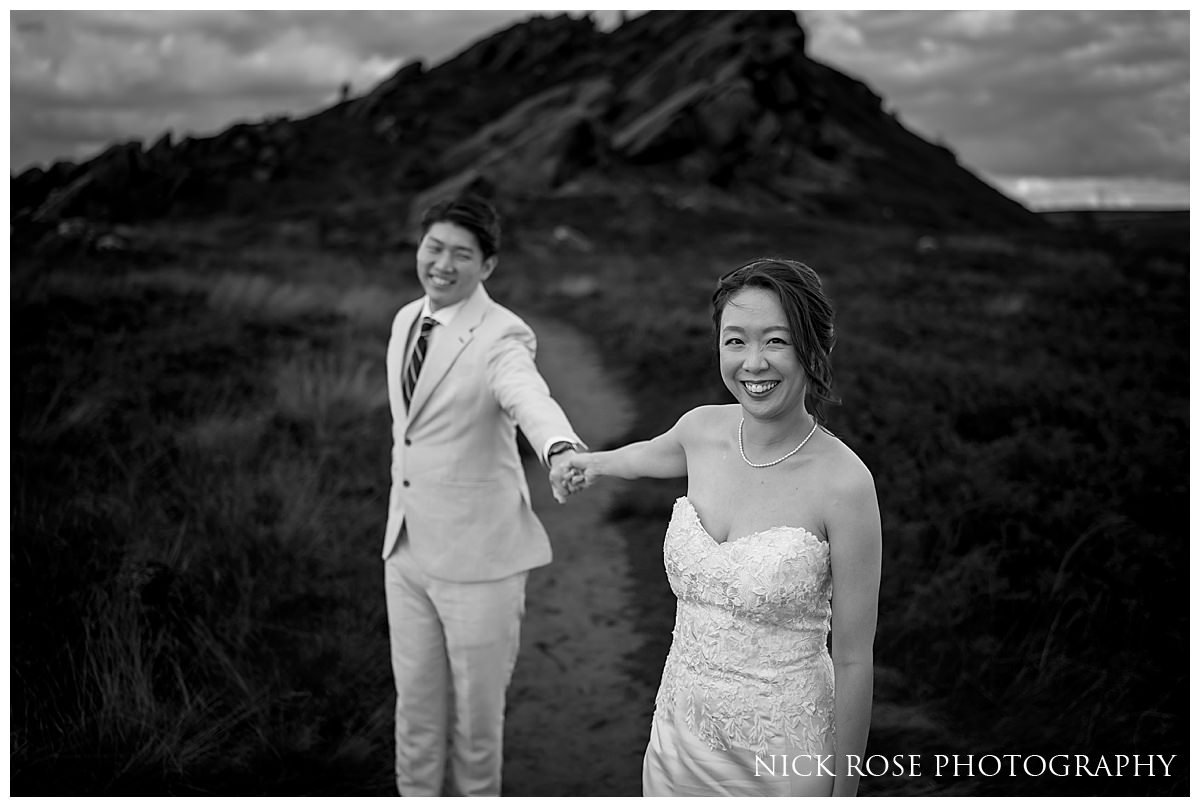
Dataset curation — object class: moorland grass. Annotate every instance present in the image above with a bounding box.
[11,209,1188,795]
[12,253,405,794]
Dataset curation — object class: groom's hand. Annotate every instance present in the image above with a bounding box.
[549,450,587,503]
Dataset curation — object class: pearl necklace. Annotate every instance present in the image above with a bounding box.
[738,417,819,468]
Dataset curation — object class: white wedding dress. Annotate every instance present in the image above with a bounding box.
[642,497,836,796]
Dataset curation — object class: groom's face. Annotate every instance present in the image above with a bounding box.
[416,221,497,311]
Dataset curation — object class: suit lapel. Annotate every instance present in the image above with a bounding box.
[406,287,492,423]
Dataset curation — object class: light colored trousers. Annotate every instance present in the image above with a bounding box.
[383,537,527,796]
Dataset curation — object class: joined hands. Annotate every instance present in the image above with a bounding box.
[548,451,595,503]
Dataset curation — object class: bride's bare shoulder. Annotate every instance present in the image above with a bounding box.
[676,404,738,437]
[816,430,876,494]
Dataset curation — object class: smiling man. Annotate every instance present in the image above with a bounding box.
[381,195,585,796]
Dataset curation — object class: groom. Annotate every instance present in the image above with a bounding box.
[382,194,584,796]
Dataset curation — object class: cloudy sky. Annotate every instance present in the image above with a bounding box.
[9,9,1190,209]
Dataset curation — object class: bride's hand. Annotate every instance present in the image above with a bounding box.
[562,453,591,493]
[564,453,599,498]
[550,450,591,502]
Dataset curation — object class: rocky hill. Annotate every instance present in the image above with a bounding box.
[12,10,1040,245]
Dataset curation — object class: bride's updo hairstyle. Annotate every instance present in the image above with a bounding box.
[712,257,840,422]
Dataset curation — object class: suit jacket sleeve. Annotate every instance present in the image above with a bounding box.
[485,320,580,458]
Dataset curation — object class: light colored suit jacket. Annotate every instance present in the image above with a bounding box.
[382,285,580,581]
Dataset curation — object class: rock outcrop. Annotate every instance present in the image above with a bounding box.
[12,10,1039,234]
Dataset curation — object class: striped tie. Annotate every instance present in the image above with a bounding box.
[403,316,437,406]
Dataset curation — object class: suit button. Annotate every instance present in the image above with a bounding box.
[403,480,410,487]
[404,438,412,446]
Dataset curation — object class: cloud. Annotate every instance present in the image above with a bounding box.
[9,10,1189,209]
[991,175,1189,209]
[9,10,543,169]
[803,10,1189,186]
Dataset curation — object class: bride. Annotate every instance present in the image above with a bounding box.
[564,258,881,796]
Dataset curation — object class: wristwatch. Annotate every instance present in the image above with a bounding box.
[547,441,578,460]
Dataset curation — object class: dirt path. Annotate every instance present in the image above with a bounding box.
[501,315,654,796]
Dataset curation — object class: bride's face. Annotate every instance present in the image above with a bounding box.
[718,287,808,421]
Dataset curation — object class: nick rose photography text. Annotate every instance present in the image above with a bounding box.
[753,754,1179,778]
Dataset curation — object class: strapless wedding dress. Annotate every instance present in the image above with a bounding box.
[641,497,835,797]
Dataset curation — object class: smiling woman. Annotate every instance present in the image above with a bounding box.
[560,257,883,797]
[713,258,838,427]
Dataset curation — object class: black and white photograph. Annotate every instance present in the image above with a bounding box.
[10,8,1189,797]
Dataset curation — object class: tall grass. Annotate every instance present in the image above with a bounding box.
[12,255,396,794]
[12,207,1187,795]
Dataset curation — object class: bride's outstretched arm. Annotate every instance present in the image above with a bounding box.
[572,409,695,482]
[828,460,883,797]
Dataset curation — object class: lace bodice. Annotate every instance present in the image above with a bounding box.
[653,496,835,754]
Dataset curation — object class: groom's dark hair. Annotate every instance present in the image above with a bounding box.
[420,195,502,259]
